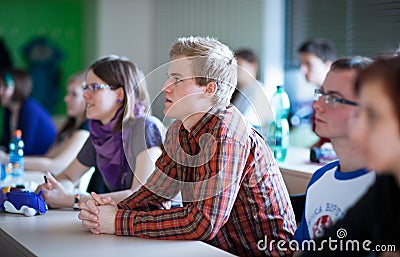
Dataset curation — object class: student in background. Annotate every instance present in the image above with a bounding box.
[300,55,400,257]
[298,39,336,88]
[231,48,272,136]
[1,72,88,174]
[231,48,271,110]
[0,69,57,155]
[79,36,296,257]
[296,39,337,148]
[36,55,164,208]
[294,57,375,245]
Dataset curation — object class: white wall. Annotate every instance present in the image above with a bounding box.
[97,0,154,74]
[95,0,284,121]
[97,0,163,118]
[262,0,285,97]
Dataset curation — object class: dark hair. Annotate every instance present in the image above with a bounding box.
[0,69,32,102]
[0,38,13,72]
[355,55,400,126]
[57,117,81,143]
[330,56,372,72]
[234,48,258,64]
[89,55,150,131]
[298,39,337,62]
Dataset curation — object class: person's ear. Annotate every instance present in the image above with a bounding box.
[204,81,217,96]
[116,87,125,102]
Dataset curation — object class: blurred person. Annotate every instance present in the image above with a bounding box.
[0,72,88,174]
[232,48,272,137]
[35,55,164,208]
[294,57,375,245]
[295,39,337,148]
[78,36,296,257]
[300,55,400,257]
[298,39,336,88]
[0,69,57,155]
[0,38,13,149]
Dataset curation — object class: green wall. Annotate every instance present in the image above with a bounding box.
[0,0,86,139]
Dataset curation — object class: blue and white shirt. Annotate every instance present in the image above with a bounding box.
[294,160,376,244]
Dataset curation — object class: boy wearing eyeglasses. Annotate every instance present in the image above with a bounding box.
[294,57,376,245]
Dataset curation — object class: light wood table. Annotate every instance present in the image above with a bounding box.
[278,147,324,195]
[0,209,236,257]
[0,170,46,192]
[0,172,236,257]
[0,151,322,257]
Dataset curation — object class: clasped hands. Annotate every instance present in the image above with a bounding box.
[78,192,118,235]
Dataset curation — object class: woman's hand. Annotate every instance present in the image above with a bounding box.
[36,172,74,208]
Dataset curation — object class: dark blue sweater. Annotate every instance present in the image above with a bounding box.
[2,98,56,155]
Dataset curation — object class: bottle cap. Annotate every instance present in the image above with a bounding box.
[14,130,22,138]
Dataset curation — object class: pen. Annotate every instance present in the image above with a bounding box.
[44,175,48,184]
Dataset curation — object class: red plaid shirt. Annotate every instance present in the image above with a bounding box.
[116,106,296,257]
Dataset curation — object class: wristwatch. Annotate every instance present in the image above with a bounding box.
[73,194,80,210]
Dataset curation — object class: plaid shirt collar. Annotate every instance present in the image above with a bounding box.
[179,105,225,138]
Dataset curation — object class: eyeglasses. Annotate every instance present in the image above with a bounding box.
[314,88,359,107]
[82,83,117,92]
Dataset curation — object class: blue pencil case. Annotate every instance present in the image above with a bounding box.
[1,189,48,216]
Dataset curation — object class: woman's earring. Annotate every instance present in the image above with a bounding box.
[116,98,121,103]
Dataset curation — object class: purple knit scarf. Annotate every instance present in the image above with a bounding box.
[89,108,131,191]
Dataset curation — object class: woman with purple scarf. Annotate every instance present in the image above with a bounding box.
[36,55,164,208]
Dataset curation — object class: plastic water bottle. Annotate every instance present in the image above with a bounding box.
[268,85,290,162]
[9,130,24,176]
[0,163,6,181]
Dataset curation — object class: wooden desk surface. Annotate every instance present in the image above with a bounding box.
[0,171,235,257]
[0,149,323,256]
[0,210,235,257]
[0,170,46,192]
[279,147,324,195]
